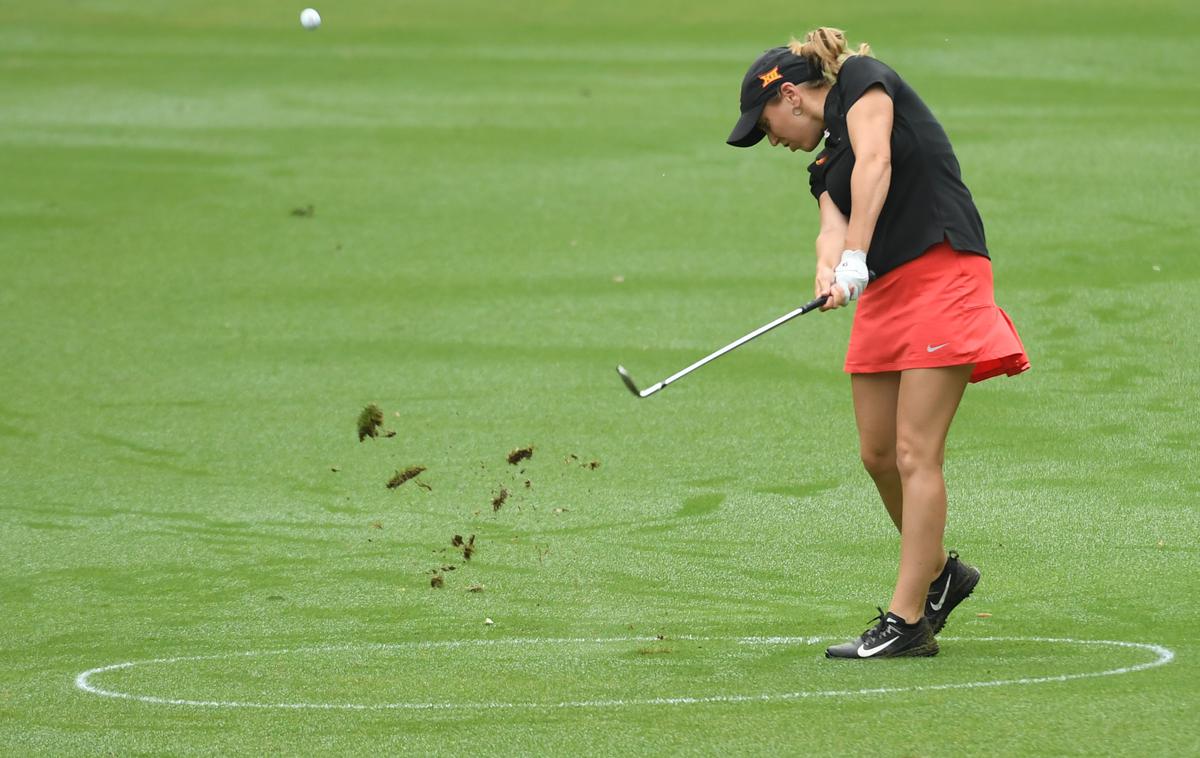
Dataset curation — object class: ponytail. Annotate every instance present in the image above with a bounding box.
[788,27,872,84]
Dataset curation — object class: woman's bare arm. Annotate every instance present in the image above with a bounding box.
[844,87,894,253]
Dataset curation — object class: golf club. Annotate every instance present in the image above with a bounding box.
[617,294,829,398]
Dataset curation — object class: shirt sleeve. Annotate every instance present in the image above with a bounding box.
[837,56,902,113]
[808,156,827,202]
[807,142,839,202]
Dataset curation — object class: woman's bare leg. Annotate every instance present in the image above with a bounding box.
[851,372,904,531]
[887,364,973,622]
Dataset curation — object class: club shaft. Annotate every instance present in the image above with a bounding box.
[655,295,827,391]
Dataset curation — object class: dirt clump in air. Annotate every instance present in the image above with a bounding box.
[387,466,426,489]
[357,404,393,441]
[507,446,534,465]
[492,488,509,512]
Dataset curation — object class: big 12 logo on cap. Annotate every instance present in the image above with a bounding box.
[758,66,782,88]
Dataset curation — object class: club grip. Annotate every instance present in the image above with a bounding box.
[812,269,876,310]
[802,294,829,313]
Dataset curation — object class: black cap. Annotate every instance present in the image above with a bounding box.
[727,47,822,148]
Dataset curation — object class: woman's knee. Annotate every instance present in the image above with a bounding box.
[860,446,897,479]
[894,438,944,479]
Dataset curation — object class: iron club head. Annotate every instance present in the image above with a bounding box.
[616,365,642,397]
[616,365,666,399]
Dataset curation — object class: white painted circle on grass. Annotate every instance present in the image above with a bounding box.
[74,635,1174,710]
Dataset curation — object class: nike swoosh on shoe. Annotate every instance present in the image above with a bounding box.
[929,576,952,611]
[857,635,900,657]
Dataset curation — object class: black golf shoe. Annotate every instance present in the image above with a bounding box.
[925,550,981,634]
[825,608,938,659]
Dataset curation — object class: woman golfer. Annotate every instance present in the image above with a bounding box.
[727,28,1029,658]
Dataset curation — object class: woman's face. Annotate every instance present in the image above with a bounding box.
[759,84,825,152]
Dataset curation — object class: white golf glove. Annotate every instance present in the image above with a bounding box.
[833,249,869,301]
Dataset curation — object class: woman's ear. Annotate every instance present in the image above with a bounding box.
[778,82,799,105]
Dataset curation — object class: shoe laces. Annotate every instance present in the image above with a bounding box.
[861,607,895,644]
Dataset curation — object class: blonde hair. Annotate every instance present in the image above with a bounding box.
[788,27,872,85]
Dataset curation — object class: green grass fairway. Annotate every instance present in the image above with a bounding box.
[2,1,1198,755]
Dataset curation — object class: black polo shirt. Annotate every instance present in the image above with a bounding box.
[808,55,987,279]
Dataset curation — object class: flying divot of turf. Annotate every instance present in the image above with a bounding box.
[356,404,395,441]
[507,446,534,465]
[386,466,426,489]
[492,488,509,512]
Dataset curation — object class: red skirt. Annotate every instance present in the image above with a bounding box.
[845,242,1030,383]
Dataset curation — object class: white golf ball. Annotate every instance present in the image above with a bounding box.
[300,8,321,30]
